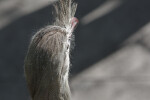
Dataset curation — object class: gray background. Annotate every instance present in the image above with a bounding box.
[1,0,150,100]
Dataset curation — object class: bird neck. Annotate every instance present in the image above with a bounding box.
[32,52,71,100]
[32,74,71,100]
[25,26,72,100]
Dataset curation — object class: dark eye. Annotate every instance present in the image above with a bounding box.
[67,45,69,50]
[69,38,71,41]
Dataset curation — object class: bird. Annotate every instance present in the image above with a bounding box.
[24,0,78,100]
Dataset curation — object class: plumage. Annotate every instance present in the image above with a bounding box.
[24,0,78,100]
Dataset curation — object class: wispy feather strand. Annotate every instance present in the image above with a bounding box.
[53,0,77,28]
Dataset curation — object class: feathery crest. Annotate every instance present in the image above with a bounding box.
[53,0,77,29]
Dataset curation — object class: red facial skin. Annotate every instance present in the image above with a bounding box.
[70,17,79,32]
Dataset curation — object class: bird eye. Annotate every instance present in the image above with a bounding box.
[66,43,70,51]
[67,45,69,50]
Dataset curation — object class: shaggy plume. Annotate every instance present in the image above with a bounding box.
[24,0,78,100]
[53,0,77,30]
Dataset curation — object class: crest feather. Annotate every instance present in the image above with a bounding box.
[53,0,77,28]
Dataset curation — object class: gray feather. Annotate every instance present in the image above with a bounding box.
[24,0,77,100]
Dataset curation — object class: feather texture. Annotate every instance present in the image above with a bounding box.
[53,0,77,29]
[24,0,78,100]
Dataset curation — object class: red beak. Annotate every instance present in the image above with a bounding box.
[71,17,79,32]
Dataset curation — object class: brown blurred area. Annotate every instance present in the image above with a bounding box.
[1,0,150,100]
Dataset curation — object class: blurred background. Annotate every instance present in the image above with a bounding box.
[1,0,150,100]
